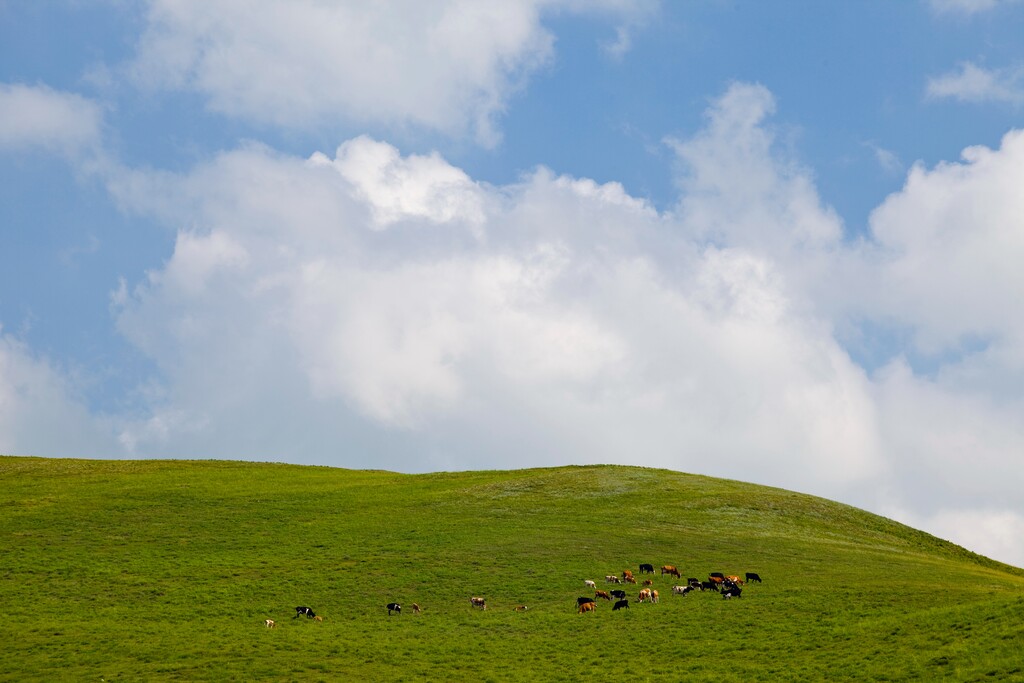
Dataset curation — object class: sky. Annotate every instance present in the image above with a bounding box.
[2,0,1024,566]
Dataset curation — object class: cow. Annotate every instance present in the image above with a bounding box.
[709,572,725,580]
[612,599,630,611]
[595,590,611,601]
[294,606,316,619]
[584,579,596,589]
[637,588,652,603]
[579,602,596,614]
[661,565,681,578]
[642,579,653,587]
[687,578,701,587]
[264,619,276,628]
[605,575,621,584]
[722,586,742,599]
[672,585,693,596]
[313,615,324,623]
[745,572,763,583]
[623,575,637,584]
[651,590,660,603]
[701,581,719,592]
[387,603,401,615]
[412,603,421,614]
[639,563,655,574]
[513,605,529,612]
[727,575,744,585]
[576,596,596,608]
[470,597,487,610]
[610,589,627,600]
[708,574,725,587]
[622,570,634,581]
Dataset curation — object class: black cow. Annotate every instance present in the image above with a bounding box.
[387,602,402,615]
[701,581,719,592]
[612,599,630,611]
[709,572,725,580]
[610,589,627,600]
[687,577,701,587]
[639,563,655,574]
[745,572,762,583]
[576,596,595,607]
[722,587,742,599]
[294,606,316,619]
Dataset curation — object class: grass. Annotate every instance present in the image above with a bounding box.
[1,457,1022,681]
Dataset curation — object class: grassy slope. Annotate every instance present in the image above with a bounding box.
[1,457,1022,681]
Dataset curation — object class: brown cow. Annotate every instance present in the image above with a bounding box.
[661,565,681,578]
[264,619,276,629]
[412,603,421,614]
[513,605,529,612]
[579,601,596,614]
[642,579,654,586]
[622,570,634,581]
[470,597,487,610]
[637,588,652,603]
[651,589,659,603]
[595,590,611,601]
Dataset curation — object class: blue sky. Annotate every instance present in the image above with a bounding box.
[2,0,1024,566]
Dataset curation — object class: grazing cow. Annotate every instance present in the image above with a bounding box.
[622,570,634,581]
[294,606,316,619]
[612,599,630,611]
[722,586,742,599]
[470,597,487,610]
[687,578,700,587]
[605,575,621,584]
[708,575,725,587]
[745,572,763,583]
[651,590,659,603]
[610,589,627,600]
[701,581,719,593]
[514,605,529,612]
[584,580,596,589]
[623,575,637,584]
[709,572,725,580]
[412,603,421,614]
[579,602,596,614]
[672,585,693,596]
[637,588,652,603]
[595,590,611,601]
[313,615,324,623]
[387,603,401,615]
[639,563,655,574]
[661,565,681,578]
[642,579,653,587]
[576,596,596,608]
[264,619,276,628]
[727,575,744,585]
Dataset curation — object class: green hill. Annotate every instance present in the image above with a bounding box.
[2,457,1022,681]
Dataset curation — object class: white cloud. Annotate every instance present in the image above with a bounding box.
[926,62,1024,104]
[0,332,117,458]
[125,0,650,145]
[0,83,103,155]
[928,0,1022,15]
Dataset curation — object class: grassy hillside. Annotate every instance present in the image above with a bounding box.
[2,457,1022,681]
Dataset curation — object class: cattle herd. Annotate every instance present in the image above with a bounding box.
[268,566,762,626]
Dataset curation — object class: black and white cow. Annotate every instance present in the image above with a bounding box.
[387,602,402,615]
[610,589,627,600]
[722,586,742,599]
[295,606,316,619]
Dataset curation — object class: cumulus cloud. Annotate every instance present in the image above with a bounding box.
[0,332,117,458]
[0,83,103,155]
[125,0,651,145]
[926,62,1024,104]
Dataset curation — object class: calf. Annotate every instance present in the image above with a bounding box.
[470,597,487,610]
[610,589,627,600]
[642,579,653,586]
[639,563,655,574]
[264,619,276,629]
[745,572,762,583]
[513,605,529,612]
[313,615,324,623]
[612,599,630,611]
[579,601,596,614]
[584,579,596,589]
[387,602,402,615]
[412,603,422,614]
[294,606,316,619]
[595,590,611,601]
